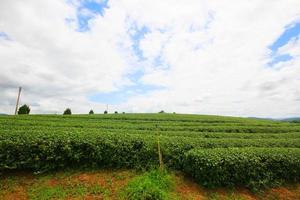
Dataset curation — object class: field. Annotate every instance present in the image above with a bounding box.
[1,113,300,199]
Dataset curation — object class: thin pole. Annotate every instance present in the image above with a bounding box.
[15,87,22,115]
[156,124,163,170]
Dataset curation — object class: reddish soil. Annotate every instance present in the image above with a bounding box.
[2,186,28,200]
[46,178,59,187]
[174,172,206,200]
[69,170,135,199]
[236,188,257,200]
[1,171,300,200]
[261,186,300,200]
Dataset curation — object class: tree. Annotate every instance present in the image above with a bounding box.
[159,110,165,114]
[122,112,125,114]
[18,104,30,115]
[89,109,94,114]
[63,108,72,115]
[114,111,118,114]
[104,110,108,114]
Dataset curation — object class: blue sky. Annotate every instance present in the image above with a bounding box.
[88,84,164,104]
[78,1,166,105]
[76,0,109,31]
[130,24,151,61]
[78,0,300,105]
[268,22,300,66]
[0,32,10,40]
[1,0,300,117]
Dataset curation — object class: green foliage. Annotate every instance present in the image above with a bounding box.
[115,111,118,114]
[104,110,108,114]
[0,113,300,189]
[120,169,174,200]
[63,108,71,115]
[18,104,30,115]
[159,110,165,114]
[184,148,300,191]
[89,110,94,114]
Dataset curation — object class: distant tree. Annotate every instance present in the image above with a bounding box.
[89,109,94,114]
[159,110,165,114]
[122,112,125,114]
[63,108,72,115]
[18,104,30,115]
[173,112,176,114]
[104,110,108,114]
[114,111,118,114]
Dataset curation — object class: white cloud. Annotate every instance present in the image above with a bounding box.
[278,36,300,57]
[0,0,133,114]
[0,0,300,117]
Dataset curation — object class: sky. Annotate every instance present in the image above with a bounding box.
[0,0,300,118]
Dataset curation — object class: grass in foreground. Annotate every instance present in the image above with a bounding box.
[1,169,300,200]
[120,169,175,200]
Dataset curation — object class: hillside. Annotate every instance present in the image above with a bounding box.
[1,113,300,199]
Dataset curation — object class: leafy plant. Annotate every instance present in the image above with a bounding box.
[63,108,71,115]
[184,148,300,191]
[120,169,174,200]
[18,104,30,114]
[1,113,300,190]
[89,110,94,114]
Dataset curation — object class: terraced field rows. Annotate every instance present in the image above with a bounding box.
[1,114,300,190]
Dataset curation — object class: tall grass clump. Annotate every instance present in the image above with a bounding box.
[120,169,174,200]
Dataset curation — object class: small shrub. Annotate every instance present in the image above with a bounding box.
[18,104,30,115]
[183,148,300,191]
[115,111,118,114]
[89,110,94,114]
[104,110,108,114]
[159,110,165,114]
[63,108,71,115]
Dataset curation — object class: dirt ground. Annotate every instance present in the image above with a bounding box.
[1,170,299,200]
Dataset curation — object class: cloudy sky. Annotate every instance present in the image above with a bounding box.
[1,0,300,118]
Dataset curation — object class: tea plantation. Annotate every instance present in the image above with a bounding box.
[1,114,300,190]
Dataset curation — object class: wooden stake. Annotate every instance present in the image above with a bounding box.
[14,87,22,115]
[156,124,163,170]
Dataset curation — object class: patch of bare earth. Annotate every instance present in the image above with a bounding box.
[68,170,136,199]
[1,171,36,200]
[2,186,28,200]
[1,171,300,200]
[235,188,257,200]
[174,172,206,200]
[260,185,300,200]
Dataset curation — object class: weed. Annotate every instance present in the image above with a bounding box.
[120,169,174,200]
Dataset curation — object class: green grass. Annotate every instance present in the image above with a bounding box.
[119,169,175,200]
[0,169,299,200]
[28,182,109,200]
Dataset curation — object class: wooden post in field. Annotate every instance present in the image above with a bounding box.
[156,124,163,170]
[14,87,22,115]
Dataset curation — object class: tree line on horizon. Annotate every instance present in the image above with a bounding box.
[16,104,167,115]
